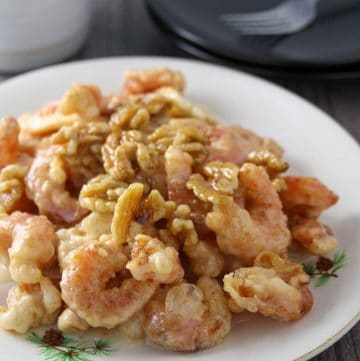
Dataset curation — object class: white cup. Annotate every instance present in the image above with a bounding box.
[0,0,92,73]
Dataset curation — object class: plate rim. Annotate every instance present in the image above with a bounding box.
[0,55,359,361]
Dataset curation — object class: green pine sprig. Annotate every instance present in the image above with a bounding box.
[26,329,114,361]
[302,250,347,287]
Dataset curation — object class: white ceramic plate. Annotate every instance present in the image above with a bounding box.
[0,57,359,361]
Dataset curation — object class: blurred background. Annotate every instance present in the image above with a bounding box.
[0,1,358,360]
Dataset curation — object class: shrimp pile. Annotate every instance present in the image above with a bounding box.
[0,67,340,352]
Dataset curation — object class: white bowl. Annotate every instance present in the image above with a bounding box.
[0,0,92,72]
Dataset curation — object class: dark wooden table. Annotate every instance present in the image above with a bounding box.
[0,1,358,360]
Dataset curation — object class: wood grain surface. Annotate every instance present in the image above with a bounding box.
[0,1,358,360]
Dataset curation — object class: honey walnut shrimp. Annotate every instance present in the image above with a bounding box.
[0,67,341,353]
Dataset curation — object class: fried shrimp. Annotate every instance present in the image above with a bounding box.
[25,147,88,223]
[60,241,157,328]
[0,212,58,284]
[57,308,89,332]
[207,163,290,265]
[290,218,338,255]
[206,125,283,165]
[126,234,184,283]
[0,116,20,168]
[57,211,113,270]
[223,252,313,321]
[122,68,185,96]
[279,176,339,254]
[0,278,61,333]
[144,277,231,351]
[280,176,338,217]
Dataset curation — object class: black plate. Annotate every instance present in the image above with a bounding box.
[147,0,360,69]
[173,36,360,80]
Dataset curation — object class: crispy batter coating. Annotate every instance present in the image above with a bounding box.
[144,278,231,351]
[122,68,185,96]
[223,252,313,321]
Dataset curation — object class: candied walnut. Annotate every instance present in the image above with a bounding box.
[247,150,288,179]
[111,183,144,245]
[122,68,185,96]
[102,141,137,181]
[140,92,168,115]
[0,164,28,213]
[110,103,150,133]
[51,121,110,190]
[202,161,239,194]
[148,121,209,162]
[142,189,167,222]
[187,174,232,206]
[79,174,127,213]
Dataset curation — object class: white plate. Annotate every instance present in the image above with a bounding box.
[0,57,359,361]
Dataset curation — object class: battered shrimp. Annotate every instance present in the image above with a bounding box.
[61,241,157,328]
[122,68,185,96]
[223,252,313,321]
[0,212,58,284]
[280,176,338,218]
[207,163,290,265]
[290,218,338,255]
[144,277,231,351]
[126,234,184,283]
[117,311,145,341]
[25,147,88,223]
[58,84,104,121]
[0,116,20,168]
[165,145,193,204]
[57,211,113,270]
[186,240,225,278]
[0,213,27,281]
[206,125,283,165]
[57,308,89,332]
[279,176,339,254]
[0,278,61,333]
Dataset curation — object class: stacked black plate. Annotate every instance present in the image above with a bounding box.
[147,0,360,78]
